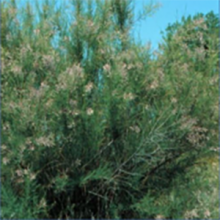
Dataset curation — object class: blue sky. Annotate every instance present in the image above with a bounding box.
[16,0,219,50]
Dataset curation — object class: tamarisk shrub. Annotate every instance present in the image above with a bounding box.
[1,0,218,218]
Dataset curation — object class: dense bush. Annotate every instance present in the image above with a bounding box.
[1,0,219,219]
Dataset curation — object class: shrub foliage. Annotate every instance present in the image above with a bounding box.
[1,0,219,219]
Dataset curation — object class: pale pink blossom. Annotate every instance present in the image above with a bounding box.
[204,210,211,218]
[34,29,40,35]
[171,97,177,103]
[103,64,111,72]
[87,108,94,115]
[123,92,135,101]
[155,214,165,220]
[16,169,23,177]
[149,80,158,89]
[85,82,93,93]
[2,157,9,165]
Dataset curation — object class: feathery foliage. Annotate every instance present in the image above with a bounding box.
[1,0,219,218]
